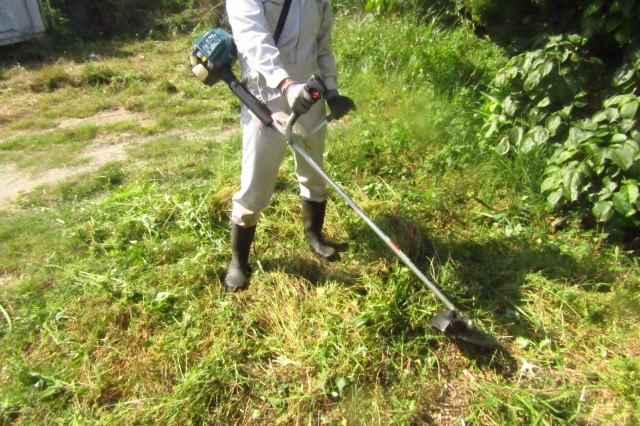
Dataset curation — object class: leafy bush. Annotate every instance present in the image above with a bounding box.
[479,0,640,229]
[463,0,535,25]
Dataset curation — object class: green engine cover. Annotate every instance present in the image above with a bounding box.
[193,28,237,68]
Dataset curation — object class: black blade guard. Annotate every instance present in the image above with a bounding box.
[431,309,499,348]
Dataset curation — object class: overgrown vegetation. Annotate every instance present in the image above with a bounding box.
[46,0,224,40]
[476,0,640,232]
[1,4,639,426]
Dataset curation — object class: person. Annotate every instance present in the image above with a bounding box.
[224,0,356,291]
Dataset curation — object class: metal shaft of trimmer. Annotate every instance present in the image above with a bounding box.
[285,112,457,312]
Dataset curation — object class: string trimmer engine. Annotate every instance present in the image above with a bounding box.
[190,28,237,86]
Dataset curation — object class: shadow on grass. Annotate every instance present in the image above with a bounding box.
[259,255,365,291]
[347,213,610,371]
[0,36,134,71]
[213,250,365,294]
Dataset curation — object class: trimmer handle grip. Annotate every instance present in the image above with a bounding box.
[303,74,327,103]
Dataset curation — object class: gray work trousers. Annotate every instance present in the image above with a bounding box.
[231,95,329,227]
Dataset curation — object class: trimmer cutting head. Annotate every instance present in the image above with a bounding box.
[432,309,499,348]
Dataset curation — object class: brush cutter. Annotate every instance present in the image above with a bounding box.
[191,29,498,348]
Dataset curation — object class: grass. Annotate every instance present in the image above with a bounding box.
[1,13,640,426]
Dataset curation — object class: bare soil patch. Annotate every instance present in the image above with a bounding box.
[0,109,150,208]
[0,109,238,208]
[57,108,154,129]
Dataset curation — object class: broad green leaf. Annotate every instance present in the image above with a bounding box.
[524,70,541,91]
[609,0,621,13]
[560,162,579,192]
[605,94,635,108]
[484,121,497,138]
[549,147,575,164]
[631,130,640,142]
[541,61,553,77]
[593,110,609,123]
[546,115,562,136]
[603,176,619,192]
[507,56,522,68]
[531,126,550,146]
[593,200,614,222]
[613,64,635,86]
[567,127,594,148]
[365,1,374,12]
[505,67,519,79]
[586,143,607,166]
[612,133,628,142]
[621,183,639,204]
[547,188,564,209]
[496,137,510,155]
[521,136,536,153]
[618,119,636,133]
[578,162,593,176]
[570,169,583,201]
[610,143,636,170]
[538,97,551,108]
[585,1,603,16]
[596,126,611,137]
[523,55,533,73]
[578,119,598,132]
[531,58,545,71]
[605,108,621,122]
[568,34,583,44]
[613,192,636,216]
[509,126,524,145]
[605,95,622,108]
[541,175,559,193]
[502,96,518,116]
[621,101,638,119]
[598,182,614,199]
[559,104,573,120]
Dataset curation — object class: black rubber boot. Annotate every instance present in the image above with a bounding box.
[302,200,337,261]
[224,223,256,292]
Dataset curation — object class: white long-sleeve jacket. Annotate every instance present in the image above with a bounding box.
[226,0,338,102]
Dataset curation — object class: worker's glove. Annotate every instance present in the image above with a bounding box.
[325,89,356,120]
[282,82,316,115]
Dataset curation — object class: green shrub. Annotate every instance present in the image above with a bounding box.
[48,0,223,40]
[479,28,640,228]
[463,0,535,25]
[30,66,76,92]
[82,65,115,86]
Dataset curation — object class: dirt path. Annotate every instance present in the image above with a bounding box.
[0,109,237,209]
[0,109,148,209]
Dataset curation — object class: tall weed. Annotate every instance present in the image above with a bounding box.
[333,15,504,93]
